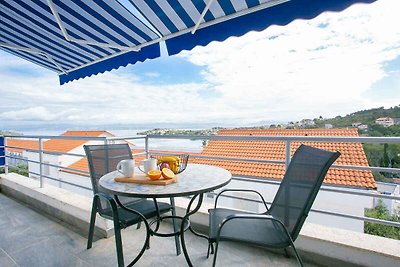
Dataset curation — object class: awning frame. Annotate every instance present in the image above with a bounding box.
[47,0,140,51]
[64,0,289,75]
[0,42,67,74]
[0,0,377,85]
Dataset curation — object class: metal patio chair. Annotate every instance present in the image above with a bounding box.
[207,144,340,266]
[84,144,179,267]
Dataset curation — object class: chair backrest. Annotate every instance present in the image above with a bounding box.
[268,144,340,241]
[84,143,133,214]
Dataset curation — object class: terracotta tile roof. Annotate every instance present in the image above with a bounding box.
[67,157,90,176]
[63,128,376,190]
[43,130,111,153]
[190,128,376,190]
[6,131,112,154]
[6,139,38,153]
[65,148,200,176]
[131,149,201,163]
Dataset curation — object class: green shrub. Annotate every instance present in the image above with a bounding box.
[364,199,400,240]
[8,164,29,177]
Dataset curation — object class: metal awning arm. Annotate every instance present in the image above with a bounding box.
[192,0,215,34]
[0,42,67,74]
[46,0,140,51]
[192,0,290,35]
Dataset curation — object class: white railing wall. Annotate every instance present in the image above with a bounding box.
[1,134,400,229]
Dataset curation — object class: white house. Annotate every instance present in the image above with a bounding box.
[358,124,368,131]
[18,131,128,196]
[376,181,400,215]
[5,139,38,168]
[375,117,395,127]
[299,119,315,128]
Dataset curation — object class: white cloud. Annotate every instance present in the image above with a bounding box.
[0,66,214,125]
[0,106,62,121]
[0,0,399,129]
[179,0,400,121]
[143,72,161,78]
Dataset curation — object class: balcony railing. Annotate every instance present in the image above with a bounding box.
[1,133,400,230]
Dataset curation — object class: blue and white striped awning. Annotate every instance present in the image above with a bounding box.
[0,0,376,85]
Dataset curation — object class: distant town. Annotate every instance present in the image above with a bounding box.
[137,105,400,137]
[1,105,400,138]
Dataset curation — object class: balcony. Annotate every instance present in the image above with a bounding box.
[1,192,320,267]
[1,132,400,266]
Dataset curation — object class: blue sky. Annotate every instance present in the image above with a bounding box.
[127,56,206,85]
[1,0,399,131]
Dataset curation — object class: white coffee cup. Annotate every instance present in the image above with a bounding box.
[138,158,158,173]
[116,159,135,177]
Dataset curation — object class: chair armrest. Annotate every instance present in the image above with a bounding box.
[93,192,122,223]
[223,213,275,223]
[95,192,117,211]
[95,192,114,201]
[223,214,287,230]
[214,189,269,211]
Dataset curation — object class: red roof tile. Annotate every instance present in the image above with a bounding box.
[6,131,112,154]
[6,139,38,153]
[65,148,200,176]
[67,158,90,177]
[43,130,111,153]
[64,128,376,190]
[190,128,376,189]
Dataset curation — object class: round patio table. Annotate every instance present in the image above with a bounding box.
[99,164,232,266]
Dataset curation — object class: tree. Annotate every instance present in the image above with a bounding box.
[380,143,390,167]
[364,143,400,180]
[2,164,29,177]
[0,130,22,135]
[364,200,400,240]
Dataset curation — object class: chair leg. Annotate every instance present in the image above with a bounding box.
[284,248,290,258]
[207,242,214,258]
[146,237,150,249]
[114,224,125,267]
[136,221,141,229]
[87,197,98,249]
[291,244,304,267]
[212,240,220,267]
[283,224,304,267]
[170,197,181,255]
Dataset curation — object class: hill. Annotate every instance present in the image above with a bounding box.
[313,105,400,137]
[314,105,400,180]
[314,105,400,128]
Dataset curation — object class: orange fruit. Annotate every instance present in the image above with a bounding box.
[161,168,175,180]
[147,170,162,180]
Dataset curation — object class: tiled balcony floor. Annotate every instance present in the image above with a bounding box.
[0,193,320,267]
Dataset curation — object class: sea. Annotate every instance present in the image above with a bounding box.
[20,129,204,152]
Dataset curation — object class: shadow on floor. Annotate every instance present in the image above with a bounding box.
[0,193,318,267]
